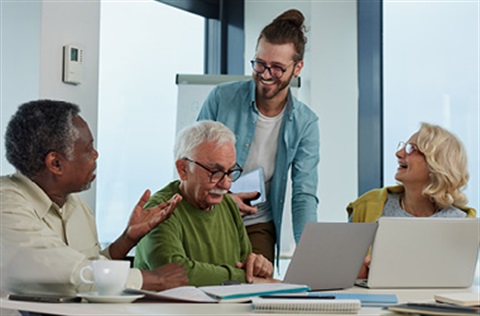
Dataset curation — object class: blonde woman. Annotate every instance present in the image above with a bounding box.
[348,122,475,221]
[347,122,476,278]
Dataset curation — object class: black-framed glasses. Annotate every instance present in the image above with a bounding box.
[183,157,243,183]
[397,141,421,155]
[250,60,296,79]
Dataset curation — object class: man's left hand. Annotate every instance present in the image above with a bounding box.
[126,191,182,243]
[236,253,273,283]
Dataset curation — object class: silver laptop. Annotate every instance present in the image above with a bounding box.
[283,222,378,291]
[356,217,480,289]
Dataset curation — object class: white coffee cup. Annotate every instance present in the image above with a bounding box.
[80,260,130,295]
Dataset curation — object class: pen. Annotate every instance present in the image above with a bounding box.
[221,280,243,286]
[259,295,336,299]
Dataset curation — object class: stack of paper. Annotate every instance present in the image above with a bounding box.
[388,302,480,316]
[388,292,480,316]
[434,293,480,307]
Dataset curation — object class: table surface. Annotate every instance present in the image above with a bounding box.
[2,285,479,316]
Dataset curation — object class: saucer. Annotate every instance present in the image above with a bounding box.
[77,292,144,303]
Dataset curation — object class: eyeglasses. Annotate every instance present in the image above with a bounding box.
[250,60,296,79]
[183,158,243,183]
[397,142,421,155]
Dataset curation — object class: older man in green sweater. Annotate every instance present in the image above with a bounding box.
[134,121,274,286]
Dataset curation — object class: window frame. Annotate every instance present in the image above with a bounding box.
[357,0,384,195]
[156,0,244,74]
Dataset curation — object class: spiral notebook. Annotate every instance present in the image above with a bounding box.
[251,297,361,314]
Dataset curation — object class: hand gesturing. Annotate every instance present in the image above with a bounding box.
[126,191,182,243]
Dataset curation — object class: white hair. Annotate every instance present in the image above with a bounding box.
[174,120,236,160]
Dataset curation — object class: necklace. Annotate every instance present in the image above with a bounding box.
[399,195,406,210]
[399,194,440,216]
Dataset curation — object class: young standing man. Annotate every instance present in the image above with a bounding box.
[197,9,319,264]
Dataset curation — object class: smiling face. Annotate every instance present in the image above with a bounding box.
[61,116,99,193]
[253,38,303,103]
[177,141,236,210]
[394,132,430,188]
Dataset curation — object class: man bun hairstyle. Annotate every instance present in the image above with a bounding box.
[258,9,308,61]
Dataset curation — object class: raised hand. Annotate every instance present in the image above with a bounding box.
[126,191,182,243]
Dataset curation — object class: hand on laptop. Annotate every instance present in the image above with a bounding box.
[357,255,371,279]
[236,253,273,283]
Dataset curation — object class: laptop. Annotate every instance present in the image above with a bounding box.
[283,222,378,291]
[356,217,480,289]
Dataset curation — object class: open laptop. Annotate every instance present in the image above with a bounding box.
[283,222,378,291]
[356,217,480,289]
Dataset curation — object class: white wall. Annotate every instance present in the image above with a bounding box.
[0,0,100,209]
[245,1,358,255]
[1,1,42,174]
[309,2,358,222]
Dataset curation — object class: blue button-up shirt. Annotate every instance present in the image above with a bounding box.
[197,79,319,257]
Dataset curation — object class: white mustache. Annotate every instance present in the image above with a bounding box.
[209,189,228,195]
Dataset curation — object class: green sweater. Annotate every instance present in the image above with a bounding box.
[134,180,252,286]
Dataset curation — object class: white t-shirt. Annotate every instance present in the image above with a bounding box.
[243,108,284,226]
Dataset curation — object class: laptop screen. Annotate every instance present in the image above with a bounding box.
[284,222,378,290]
[366,217,480,288]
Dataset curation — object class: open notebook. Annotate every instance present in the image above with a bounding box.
[356,217,480,289]
[125,283,309,303]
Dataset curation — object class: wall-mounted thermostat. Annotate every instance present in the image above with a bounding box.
[63,45,83,85]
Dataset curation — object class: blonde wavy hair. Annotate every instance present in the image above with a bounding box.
[416,122,469,208]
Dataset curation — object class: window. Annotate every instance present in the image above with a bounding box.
[383,1,479,212]
[96,1,205,245]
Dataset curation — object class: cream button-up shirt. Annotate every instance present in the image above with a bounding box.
[0,172,142,295]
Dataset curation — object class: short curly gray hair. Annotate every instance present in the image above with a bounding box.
[5,99,80,178]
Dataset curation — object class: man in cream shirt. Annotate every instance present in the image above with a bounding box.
[0,100,187,304]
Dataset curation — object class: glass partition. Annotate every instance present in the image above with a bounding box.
[96,1,205,244]
[383,0,479,214]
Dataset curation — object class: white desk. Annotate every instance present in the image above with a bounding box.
[1,286,479,316]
